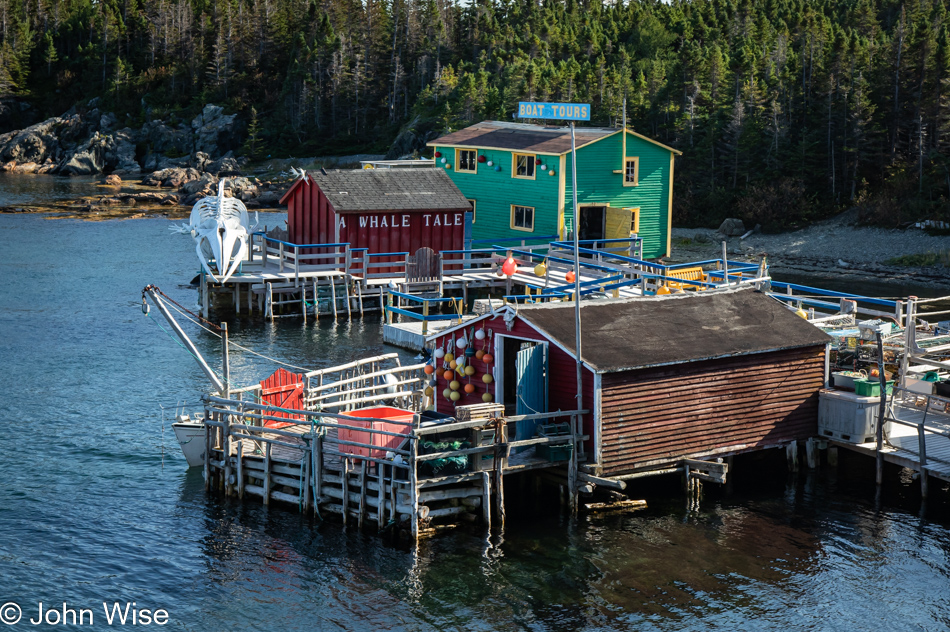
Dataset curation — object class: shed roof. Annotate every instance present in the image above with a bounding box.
[278,168,472,213]
[429,289,830,373]
[427,121,682,156]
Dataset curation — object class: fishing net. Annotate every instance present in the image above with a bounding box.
[419,440,471,475]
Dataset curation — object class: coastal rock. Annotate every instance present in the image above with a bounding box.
[104,128,141,175]
[718,218,746,237]
[142,167,201,188]
[180,172,218,196]
[13,162,38,173]
[0,114,84,164]
[204,153,243,175]
[141,119,193,156]
[255,190,284,207]
[192,104,242,156]
[102,174,122,186]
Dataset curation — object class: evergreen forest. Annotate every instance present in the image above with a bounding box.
[4,0,950,229]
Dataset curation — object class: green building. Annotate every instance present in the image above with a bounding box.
[428,121,681,259]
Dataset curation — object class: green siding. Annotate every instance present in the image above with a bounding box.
[564,132,672,259]
[434,146,561,243]
[435,130,673,257]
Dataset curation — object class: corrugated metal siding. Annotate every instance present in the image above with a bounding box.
[430,316,595,454]
[599,346,825,475]
[564,132,672,259]
[433,146,562,241]
[286,176,465,254]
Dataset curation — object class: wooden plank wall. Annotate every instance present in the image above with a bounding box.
[599,346,825,475]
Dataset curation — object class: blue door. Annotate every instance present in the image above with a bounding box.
[515,343,547,450]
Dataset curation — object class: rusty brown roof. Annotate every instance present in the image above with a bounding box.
[517,289,831,373]
[428,121,620,155]
[280,168,471,213]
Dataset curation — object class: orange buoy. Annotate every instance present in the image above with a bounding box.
[464,383,476,394]
[501,255,517,276]
[424,364,434,375]
[482,353,494,364]
[443,370,453,380]
[475,349,486,360]
[565,270,576,283]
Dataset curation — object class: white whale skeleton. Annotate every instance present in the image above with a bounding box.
[171,179,258,284]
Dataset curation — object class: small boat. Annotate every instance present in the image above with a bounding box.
[172,413,207,468]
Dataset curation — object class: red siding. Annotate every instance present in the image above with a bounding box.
[599,346,825,475]
[284,176,465,255]
[430,315,595,455]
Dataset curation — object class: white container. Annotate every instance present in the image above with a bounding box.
[831,370,866,391]
[818,389,881,444]
[904,377,935,395]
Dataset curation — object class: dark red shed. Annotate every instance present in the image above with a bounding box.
[279,168,473,254]
[426,289,832,475]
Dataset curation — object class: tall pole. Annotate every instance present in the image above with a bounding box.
[222,322,230,399]
[570,122,583,516]
[571,122,583,415]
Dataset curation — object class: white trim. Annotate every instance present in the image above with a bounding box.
[494,334,549,415]
[455,148,477,173]
[593,372,603,466]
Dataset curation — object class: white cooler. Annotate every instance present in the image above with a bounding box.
[818,389,882,444]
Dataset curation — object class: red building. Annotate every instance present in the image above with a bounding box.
[426,289,831,475]
[279,168,473,254]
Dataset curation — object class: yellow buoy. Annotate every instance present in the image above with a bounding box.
[482,393,493,402]
[795,308,808,319]
[464,365,476,376]
[449,380,460,390]
[450,391,461,401]
[424,386,433,397]
[534,262,547,277]
[656,285,671,295]
[444,353,454,362]
[482,374,493,384]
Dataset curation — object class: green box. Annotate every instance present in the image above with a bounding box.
[537,442,573,462]
[854,379,894,397]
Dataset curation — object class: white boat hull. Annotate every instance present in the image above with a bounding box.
[172,421,207,468]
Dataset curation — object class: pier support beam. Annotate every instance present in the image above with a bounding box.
[786,441,799,473]
[827,446,838,468]
[805,438,818,470]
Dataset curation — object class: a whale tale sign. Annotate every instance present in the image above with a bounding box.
[517,101,590,121]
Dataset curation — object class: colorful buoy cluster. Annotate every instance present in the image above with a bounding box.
[424,327,496,406]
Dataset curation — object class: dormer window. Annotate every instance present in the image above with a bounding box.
[456,149,477,173]
[512,153,536,179]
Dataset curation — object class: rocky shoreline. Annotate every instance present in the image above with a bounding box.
[671,211,950,289]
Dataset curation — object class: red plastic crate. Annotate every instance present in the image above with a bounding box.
[338,407,414,460]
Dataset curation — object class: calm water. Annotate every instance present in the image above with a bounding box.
[2,180,950,631]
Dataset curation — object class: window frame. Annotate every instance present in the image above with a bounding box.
[623,157,639,186]
[512,153,537,180]
[626,207,640,234]
[510,204,535,232]
[467,199,476,224]
[456,148,477,173]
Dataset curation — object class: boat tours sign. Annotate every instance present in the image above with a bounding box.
[517,101,591,121]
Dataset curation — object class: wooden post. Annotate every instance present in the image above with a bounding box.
[221,323,231,495]
[266,282,274,321]
[567,413,579,514]
[919,423,929,500]
[377,464,386,530]
[481,471,492,530]
[805,438,818,469]
[342,458,350,528]
[386,291,393,324]
[494,421,507,529]
[302,452,311,513]
[344,279,352,319]
[875,331,887,486]
[302,285,307,323]
[330,278,338,318]
[389,467,397,525]
[263,441,272,505]
[358,460,368,530]
[313,434,323,512]
[786,441,799,473]
[409,436,419,540]
[422,300,429,336]
[827,446,839,467]
[237,442,245,499]
[201,273,210,319]
[313,280,319,319]
[203,420,211,491]
[357,282,364,315]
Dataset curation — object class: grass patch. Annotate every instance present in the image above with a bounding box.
[884,251,950,267]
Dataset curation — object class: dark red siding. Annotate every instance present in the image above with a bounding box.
[283,176,466,254]
[599,345,825,475]
[430,315,595,455]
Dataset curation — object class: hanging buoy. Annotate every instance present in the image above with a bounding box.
[424,386,434,397]
[475,349,486,360]
[464,383,476,394]
[482,353,494,364]
[656,286,671,295]
[475,328,486,340]
[450,391,461,402]
[444,352,454,362]
[449,360,458,370]
[795,308,808,319]
[464,365,476,376]
[482,373,494,384]
[482,393,494,402]
[449,380,460,391]
[534,262,547,277]
[443,370,454,380]
[465,348,476,358]
[434,348,445,359]
[442,388,452,399]
[456,337,467,349]
[502,254,517,276]
[424,364,434,375]
[565,270,576,283]
[429,378,438,387]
